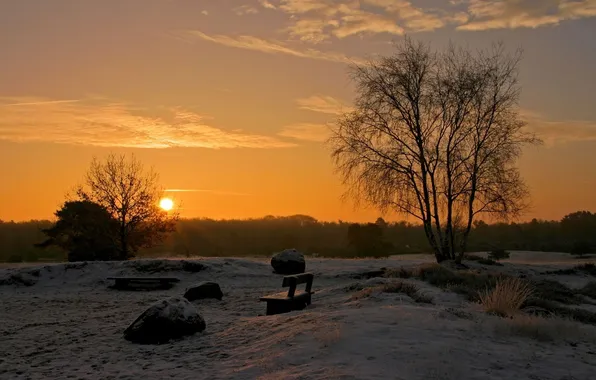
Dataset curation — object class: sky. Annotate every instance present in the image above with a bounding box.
[0,0,595,223]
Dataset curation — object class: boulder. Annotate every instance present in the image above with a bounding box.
[123,296,206,344]
[184,281,223,301]
[271,249,306,275]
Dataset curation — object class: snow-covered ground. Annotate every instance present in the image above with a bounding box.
[1,253,596,380]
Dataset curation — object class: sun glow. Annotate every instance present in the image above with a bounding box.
[159,197,174,211]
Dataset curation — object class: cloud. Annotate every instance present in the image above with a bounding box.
[1,99,81,107]
[165,189,252,196]
[522,109,596,146]
[259,0,277,9]
[296,95,352,115]
[0,97,296,149]
[233,5,259,15]
[272,0,455,43]
[263,0,596,39]
[185,30,365,64]
[278,123,331,142]
[457,0,596,31]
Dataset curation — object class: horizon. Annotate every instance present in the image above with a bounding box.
[1,1,596,223]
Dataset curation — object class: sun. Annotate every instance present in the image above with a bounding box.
[159,197,174,211]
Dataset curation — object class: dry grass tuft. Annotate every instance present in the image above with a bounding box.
[492,314,587,342]
[479,277,533,317]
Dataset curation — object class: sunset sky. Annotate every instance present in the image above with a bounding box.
[1,0,595,223]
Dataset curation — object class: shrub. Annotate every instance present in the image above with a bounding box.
[576,263,596,276]
[387,263,507,301]
[570,241,592,258]
[488,249,510,261]
[479,277,533,317]
[580,282,596,299]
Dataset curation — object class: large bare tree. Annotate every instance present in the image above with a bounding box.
[76,153,178,260]
[329,38,540,263]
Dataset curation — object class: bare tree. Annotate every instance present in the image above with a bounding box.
[76,153,178,260]
[329,38,540,263]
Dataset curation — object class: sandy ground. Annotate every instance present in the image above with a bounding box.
[1,252,596,380]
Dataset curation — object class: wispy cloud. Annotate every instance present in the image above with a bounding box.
[261,0,596,39]
[260,0,277,9]
[233,5,259,15]
[165,189,252,196]
[296,95,352,115]
[522,109,596,146]
[278,123,331,142]
[0,97,296,149]
[267,0,456,43]
[185,30,365,64]
[458,0,596,31]
[1,99,81,107]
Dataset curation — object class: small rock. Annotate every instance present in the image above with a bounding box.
[124,296,206,344]
[184,282,223,301]
[181,261,206,273]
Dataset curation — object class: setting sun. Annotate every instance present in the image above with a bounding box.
[159,197,174,211]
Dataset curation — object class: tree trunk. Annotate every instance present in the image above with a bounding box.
[119,222,128,261]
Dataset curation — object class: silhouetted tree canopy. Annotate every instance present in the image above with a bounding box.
[73,153,178,259]
[2,210,595,263]
[36,200,119,261]
[347,222,393,257]
[329,37,540,264]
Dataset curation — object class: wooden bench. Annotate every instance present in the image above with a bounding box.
[259,273,314,316]
[107,277,180,290]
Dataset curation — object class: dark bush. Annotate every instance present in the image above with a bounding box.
[488,249,510,261]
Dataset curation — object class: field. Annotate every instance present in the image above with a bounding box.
[2,251,596,380]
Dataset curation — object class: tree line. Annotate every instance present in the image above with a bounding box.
[1,212,594,262]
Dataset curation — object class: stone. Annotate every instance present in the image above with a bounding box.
[271,249,306,275]
[184,281,223,301]
[123,296,206,344]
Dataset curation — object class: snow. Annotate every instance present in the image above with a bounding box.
[1,254,596,379]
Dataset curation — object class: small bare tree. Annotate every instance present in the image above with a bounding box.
[76,153,178,260]
[329,38,540,263]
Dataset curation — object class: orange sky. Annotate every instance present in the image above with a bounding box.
[1,1,596,223]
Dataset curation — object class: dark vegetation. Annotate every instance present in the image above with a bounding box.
[385,264,596,326]
[1,211,595,263]
[7,153,178,263]
[349,280,434,304]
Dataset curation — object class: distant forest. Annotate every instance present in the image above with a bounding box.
[1,211,595,263]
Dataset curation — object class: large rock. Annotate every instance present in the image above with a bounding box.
[123,296,206,344]
[184,281,223,301]
[271,249,306,275]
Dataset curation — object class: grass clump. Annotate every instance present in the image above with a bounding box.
[530,279,582,305]
[386,263,507,302]
[479,277,533,317]
[463,254,502,266]
[493,314,585,343]
[545,263,596,276]
[576,263,596,276]
[351,280,433,304]
[580,281,596,299]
